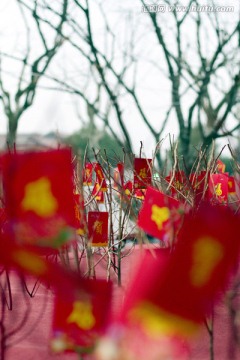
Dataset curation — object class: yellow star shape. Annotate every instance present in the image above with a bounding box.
[190,236,223,287]
[151,205,170,230]
[21,177,58,217]
[67,301,96,330]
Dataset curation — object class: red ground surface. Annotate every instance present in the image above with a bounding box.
[1,246,240,360]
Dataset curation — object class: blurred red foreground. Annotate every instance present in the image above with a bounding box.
[2,245,240,360]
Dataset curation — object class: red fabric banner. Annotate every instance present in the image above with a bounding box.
[88,211,108,247]
[83,163,93,186]
[0,233,84,298]
[228,175,236,195]
[165,170,187,197]
[51,279,112,353]
[113,162,124,190]
[123,181,133,198]
[137,186,183,243]
[1,148,76,246]
[134,158,152,189]
[92,183,105,203]
[119,204,240,340]
[190,171,209,206]
[73,193,86,235]
[208,173,228,205]
[93,163,107,192]
[216,159,226,173]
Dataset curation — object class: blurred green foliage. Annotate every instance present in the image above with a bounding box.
[64,125,126,166]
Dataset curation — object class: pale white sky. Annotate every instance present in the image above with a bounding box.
[0,0,81,135]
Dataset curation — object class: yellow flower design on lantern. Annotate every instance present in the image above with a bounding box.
[151,205,170,230]
[129,301,199,338]
[85,168,90,177]
[97,169,103,180]
[190,236,224,287]
[12,250,48,275]
[21,177,58,217]
[94,220,103,234]
[67,301,96,330]
[214,183,222,196]
[139,167,147,179]
[175,180,183,191]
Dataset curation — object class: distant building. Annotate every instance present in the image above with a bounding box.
[0,133,63,151]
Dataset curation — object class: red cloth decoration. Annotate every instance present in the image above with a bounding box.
[93,163,107,192]
[51,279,112,353]
[73,193,86,235]
[216,159,226,173]
[119,204,240,339]
[137,186,183,242]
[113,162,124,189]
[134,158,152,189]
[92,183,105,203]
[190,171,209,206]
[83,163,93,186]
[88,211,108,247]
[0,233,82,298]
[208,173,228,205]
[165,171,187,197]
[228,176,236,195]
[1,148,76,246]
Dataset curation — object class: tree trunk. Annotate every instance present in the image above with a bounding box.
[179,130,191,171]
[6,115,19,150]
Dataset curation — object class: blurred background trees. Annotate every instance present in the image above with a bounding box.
[0,0,239,168]
[0,0,69,148]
